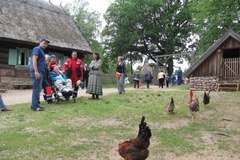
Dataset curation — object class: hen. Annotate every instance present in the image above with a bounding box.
[203,90,210,105]
[118,116,152,160]
[166,97,175,114]
[188,89,200,121]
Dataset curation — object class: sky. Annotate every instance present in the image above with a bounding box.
[49,0,111,18]
[46,0,189,71]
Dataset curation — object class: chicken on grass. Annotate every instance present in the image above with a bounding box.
[189,89,200,121]
[118,116,152,160]
[166,97,175,114]
[203,90,211,105]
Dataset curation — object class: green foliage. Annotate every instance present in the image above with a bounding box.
[103,0,193,74]
[65,0,117,73]
[190,0,240,56]
[65,0,101,45]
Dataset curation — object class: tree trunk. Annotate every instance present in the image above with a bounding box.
[167,57,174,75]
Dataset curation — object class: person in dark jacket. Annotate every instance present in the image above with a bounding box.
[145,70,153,89]
[42,54,53,103]
[133,70,141,88]
[171,74,176,86]
[165,73,170,88]
[116,56,126,94]
[82,64,90,89]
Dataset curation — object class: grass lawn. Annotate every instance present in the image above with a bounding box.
[0,87,240,160]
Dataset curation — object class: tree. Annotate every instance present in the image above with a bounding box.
[103,0,193,74]
[65,0,101,47]
[190,0,240,56]
[65,0,116,73]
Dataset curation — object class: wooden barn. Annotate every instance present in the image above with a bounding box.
[185,30,240,91]
[0,0,92,89]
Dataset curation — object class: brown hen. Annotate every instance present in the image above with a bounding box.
[166,97,175,114]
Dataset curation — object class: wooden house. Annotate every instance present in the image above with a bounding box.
[0,0,92,89]
[185,30,240,91]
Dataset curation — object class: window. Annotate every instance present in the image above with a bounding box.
[17,48,31,66]
[223,48,240,58]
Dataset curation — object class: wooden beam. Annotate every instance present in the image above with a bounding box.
[155,53,190,58]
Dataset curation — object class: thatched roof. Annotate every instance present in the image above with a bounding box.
[185,30,240,77]
[0,0,92,53]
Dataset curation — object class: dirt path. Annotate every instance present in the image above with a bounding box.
[1,88,130,105]
[1,85,175,105]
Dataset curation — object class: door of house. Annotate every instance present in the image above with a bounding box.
[222,48,240,80]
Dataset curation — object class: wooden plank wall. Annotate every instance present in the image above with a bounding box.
[192,49,221,77]
[192,37,240,78]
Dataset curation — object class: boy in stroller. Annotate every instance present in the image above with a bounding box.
[50,66,76,102]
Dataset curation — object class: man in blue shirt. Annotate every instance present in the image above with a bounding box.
[29,38,50,111]
[177,67,183,85]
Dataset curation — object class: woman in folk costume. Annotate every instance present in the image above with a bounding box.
[86,53,103,99]
[62,51,83,97]
[116,56,126,94]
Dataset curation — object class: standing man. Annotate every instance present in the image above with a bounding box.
[165,72,169,88]
[30,38,50,111]
[62,51,83,97]
[177,67,183,85]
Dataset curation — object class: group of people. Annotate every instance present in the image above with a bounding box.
[157,67,183,88]
[133,70,153,89]
[130,67,184,89]
[29,38,102,111]
[1,39,185,112]
[1,39,126,112]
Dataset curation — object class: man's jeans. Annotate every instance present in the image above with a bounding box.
[177,75,182,85]
[31,72,43,109]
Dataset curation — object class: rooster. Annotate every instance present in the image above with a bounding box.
[203,90,210,105]
[188,89,200,121]
[118,116,152,160]
[166,97,175,114]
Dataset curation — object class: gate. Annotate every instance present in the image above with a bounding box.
[222,58,240,80]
